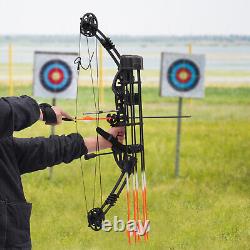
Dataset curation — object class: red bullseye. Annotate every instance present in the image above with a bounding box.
[48,68,64,84]
[176,68,191,83]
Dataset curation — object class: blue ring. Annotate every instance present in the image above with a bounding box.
[43,63,68,90]
[167,59,200,92]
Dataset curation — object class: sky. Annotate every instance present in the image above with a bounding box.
[0,0,250,36]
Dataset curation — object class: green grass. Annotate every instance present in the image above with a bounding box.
[1,85,249,250]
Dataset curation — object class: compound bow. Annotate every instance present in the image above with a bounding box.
[76,13,148,241]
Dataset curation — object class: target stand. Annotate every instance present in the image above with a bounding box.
[33,51,78,179]
[160,52,205,177]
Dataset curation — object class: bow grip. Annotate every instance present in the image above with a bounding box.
[96,127,126,152]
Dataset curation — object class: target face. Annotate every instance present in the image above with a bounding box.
[167,59,200,92]
[39,59,72,93]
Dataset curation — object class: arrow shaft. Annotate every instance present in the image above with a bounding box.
[141,115,191,119]
[62,115,191,122]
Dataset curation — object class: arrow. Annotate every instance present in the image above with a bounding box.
[62,115,191,122]
[62,116,111,122]
[83,110,118,115]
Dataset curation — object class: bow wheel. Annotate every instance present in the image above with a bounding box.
[80,13,98,37]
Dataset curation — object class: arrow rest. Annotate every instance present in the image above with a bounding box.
[106,113,121,126]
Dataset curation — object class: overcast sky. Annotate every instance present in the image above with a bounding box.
[1,0,250,36]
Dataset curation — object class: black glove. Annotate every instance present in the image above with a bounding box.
[39,103,57,124]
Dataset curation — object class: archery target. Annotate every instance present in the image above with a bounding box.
[40,60,72,92]
[160,53,205,98]
[167,59,200,91]
[33,52,78,99]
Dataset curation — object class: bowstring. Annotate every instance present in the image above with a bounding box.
[95,39,103,206]
[85,37,100,208]
[76,32,88,214]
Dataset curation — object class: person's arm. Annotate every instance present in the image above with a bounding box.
[0,95,73,139]
[0,95,40,138]
[14,133,87,174]
[14,127,125,175]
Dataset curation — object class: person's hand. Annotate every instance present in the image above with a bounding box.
[108,127,125,144]
[84,127,125,153]
[50,106,73,125]
[96,127,125,150]
[99,127,125,149]
[39,104,73,125]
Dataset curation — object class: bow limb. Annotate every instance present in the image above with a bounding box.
[80,13,120,66]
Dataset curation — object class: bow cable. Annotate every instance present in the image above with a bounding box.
[85,36,103,209]
[94,37,103,206]
[75,32,88,214]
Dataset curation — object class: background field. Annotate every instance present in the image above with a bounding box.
[0,85,249,250]
[2,35,250,87]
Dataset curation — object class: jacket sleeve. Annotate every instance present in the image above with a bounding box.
[0,95,40,139]
[13,133,88,174]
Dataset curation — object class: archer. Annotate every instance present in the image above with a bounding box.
[0,95,124,249]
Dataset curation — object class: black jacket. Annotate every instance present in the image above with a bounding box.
[0,96,87,249]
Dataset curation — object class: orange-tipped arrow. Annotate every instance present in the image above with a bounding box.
[63,115,191,122]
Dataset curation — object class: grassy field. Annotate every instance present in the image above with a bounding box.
[1,85,249,250]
